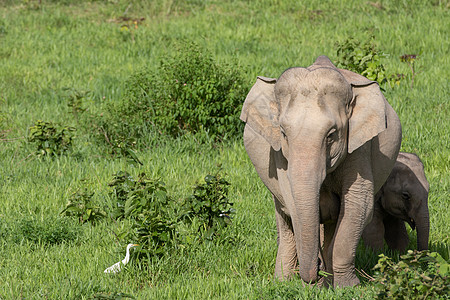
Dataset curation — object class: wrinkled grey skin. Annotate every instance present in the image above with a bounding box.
[241,56,401,287]
[362,152,430,252]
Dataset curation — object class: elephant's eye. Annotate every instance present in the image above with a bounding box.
[401,192,410,200]
[327,128,337,144]
[280,126,287,140]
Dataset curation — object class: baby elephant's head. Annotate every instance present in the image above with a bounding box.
[381,152,430,250]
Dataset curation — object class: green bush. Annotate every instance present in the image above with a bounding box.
[95,42,246,153]
[108,171,173,220]
[61,188,106,224]
[335,36,388,84]
[182,173,234,240]
[108,171,180,258]
[106,171,236,259]
[28,120,75,156]
[373,250,449,299]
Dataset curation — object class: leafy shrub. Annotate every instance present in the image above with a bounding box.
[107,170,236,259]
[108,171,172,220]
[108,171,179,258]
[182,173,234,240]
[373,250,449,299]
[61,188,106,224]
[151,43,246,139]
[336,36,388,84]
[28,120,75,156]
[95,42,246,153]
[14,216,79,246]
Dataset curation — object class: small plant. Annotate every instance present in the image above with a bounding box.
[108,171,171,220]
[108,171,136,220]
[28,120,75,156]
[66,88,89,117]
[373,250,449,299]
[389,73,406,87]
[336,36,388,84]
[108,171,179,257]
[400,54,419,88]
[61,188,106,224]
[182,173,234,240]
[89,109,144,163]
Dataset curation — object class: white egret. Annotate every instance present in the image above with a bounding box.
[104,243,139,274]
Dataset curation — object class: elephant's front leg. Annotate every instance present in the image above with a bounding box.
[332,156,375,287]
[383,215,409,252]
[273,195,298,280]
[319,188,339,287]
[321,222,336,287]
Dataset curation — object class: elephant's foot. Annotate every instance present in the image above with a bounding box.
[317,275,333,288]
[274,263,298,281]
[333,271,360,288]
[318,273,334,288]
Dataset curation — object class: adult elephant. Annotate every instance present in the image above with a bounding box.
[241,56,402,287]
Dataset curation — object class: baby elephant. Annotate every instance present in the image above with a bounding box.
[362,152,430,252]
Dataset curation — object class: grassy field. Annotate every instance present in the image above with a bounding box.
[0,0,448,299]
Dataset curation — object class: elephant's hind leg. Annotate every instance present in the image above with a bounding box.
[274,195,298,280]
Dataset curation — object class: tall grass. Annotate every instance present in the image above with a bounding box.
[0,0,448,298]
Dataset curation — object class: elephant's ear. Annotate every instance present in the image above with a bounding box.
[240,76,282,151]
[339,69,387,153]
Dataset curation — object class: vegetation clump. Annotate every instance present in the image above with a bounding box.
[335,36,388,84]
[28,120,75,157]
[61,188,106,225]
[104,171,234,259]
[182,173,234,240]
[107,171,179,257]
[96,42,246,154]
[373,250,449,299]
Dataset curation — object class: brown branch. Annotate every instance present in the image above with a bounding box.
[356,268,376,281]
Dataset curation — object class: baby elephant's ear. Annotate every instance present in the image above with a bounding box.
[339,69,388,153]
[240,76,282,151]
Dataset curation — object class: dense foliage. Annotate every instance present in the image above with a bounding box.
[61,171,236,259]
[28,120,75,156]
[373,250,449,299]
[336,36,388,84]
[95,42,246,154]
[182,173,234,240]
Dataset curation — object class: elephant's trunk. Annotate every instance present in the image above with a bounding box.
[415,201,430,251]
[289,149,326,283]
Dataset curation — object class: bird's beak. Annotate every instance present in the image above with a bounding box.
[132,244,139,247]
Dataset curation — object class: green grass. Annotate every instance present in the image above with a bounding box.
[0,0,448,298]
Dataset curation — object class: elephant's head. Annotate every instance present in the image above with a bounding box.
[240,56,388,282]
[380,152,430,250]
